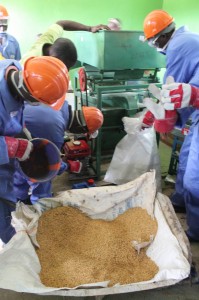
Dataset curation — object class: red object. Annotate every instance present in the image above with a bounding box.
[142,110,155,127]
[63,139,91,159]
[181,127,189,136]
[78,67,87,92]
[87,178,94,185]
[5,136,31,160]
[67,160,82,173]
[154,110,178,133]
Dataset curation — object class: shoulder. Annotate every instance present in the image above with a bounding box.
[44,23,64,40]
[6,34,20,44]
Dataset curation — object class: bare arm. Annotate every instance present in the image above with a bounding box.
[56,20,110,32]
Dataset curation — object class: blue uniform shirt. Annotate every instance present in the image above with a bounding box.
[164,26,199,125]
[0,33,21,60]
[0,59,24,202]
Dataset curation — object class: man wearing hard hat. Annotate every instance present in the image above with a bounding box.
[0,56,69,244]
[13,16,106,205]
[0,5,21,60]
[142,9,199,242]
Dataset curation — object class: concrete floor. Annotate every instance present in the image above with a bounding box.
[0,141,199,299]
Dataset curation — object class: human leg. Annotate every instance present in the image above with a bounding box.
[0,199,16,244]
[183,123,199,241]
[171,126,193,207]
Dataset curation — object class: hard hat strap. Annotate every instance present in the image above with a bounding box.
[10,70,39,103]
[68,109,88,134]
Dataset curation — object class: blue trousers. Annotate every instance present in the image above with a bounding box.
[0,199,16,244]
[171,121,199,240]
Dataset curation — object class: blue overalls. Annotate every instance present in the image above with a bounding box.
[164,26,199,240]
[0,33,21,60]
[0,59,23,243]
[14,101,70,204]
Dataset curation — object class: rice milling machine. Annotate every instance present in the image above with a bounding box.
[71,30,166,179]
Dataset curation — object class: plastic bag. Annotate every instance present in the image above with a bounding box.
[104,117,161,191]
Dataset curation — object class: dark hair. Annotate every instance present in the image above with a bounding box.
[49,38,77,69]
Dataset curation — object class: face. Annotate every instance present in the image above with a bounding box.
[0,19,8,32]
[148,34,170,50]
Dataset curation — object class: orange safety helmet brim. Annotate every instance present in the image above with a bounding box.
[143,10,174,40]
[0,5,9,19]
[82,106,104,133]
[23,56,69,110]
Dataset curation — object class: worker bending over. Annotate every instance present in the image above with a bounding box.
[0,56,69,244]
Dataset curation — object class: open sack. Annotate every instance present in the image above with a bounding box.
[104,117,162,191]
[0,171,190,297]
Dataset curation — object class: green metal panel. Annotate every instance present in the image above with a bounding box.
[74,31,166,70]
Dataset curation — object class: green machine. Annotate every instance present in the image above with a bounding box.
[73,30,165,178]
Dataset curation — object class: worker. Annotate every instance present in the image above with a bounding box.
[107,18,122,31]
[0,5,21,60]
[0,55,69,244]
[14,103,104,204]
[142,9,199,242]
[20,20,110,66]
[13,19,107,204]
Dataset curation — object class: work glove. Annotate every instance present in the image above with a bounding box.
[160,76,199,109]
[5,136,33,161]
[143,77,178,133]
[142,110,155,128]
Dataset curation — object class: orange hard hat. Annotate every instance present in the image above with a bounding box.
[0,5,9,19]
[143,10,174,40]
[23,56,69,110]
[82,106,104,134]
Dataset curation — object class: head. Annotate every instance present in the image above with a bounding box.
[8,56,69,110]
[0,5,9,33]
[108,18,122,31]
[143,10,175,51]
[48,38,77,70]
[68,106,104,138]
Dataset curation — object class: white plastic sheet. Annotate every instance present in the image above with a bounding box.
[0,171,190,296]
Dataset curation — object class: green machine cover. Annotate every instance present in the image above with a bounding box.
[73,30,165,70]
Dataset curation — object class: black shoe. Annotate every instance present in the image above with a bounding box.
[172,204,186,213]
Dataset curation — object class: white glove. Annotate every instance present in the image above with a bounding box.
[160,76,199,109]
[143,98,165,119]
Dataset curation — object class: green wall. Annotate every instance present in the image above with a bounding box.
[2,0,199,57]
[163,0,199,32]
[1,0,162,56]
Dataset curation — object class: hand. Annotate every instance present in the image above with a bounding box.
[160,76,199,109]
[5,137,33,161]
[142,98,177,133]
[143,98,165,119]
[90,24,110,32]
[153,110,178,133]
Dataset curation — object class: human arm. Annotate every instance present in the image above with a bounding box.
[56,20,110,32]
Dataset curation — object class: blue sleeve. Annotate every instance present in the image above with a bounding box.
[0,136,9,165]
[164,37,199,87]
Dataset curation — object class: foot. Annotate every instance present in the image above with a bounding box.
[67,160,82,174]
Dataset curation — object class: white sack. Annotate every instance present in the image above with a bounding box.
[104,117,161,191]
[0,171,190,296]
